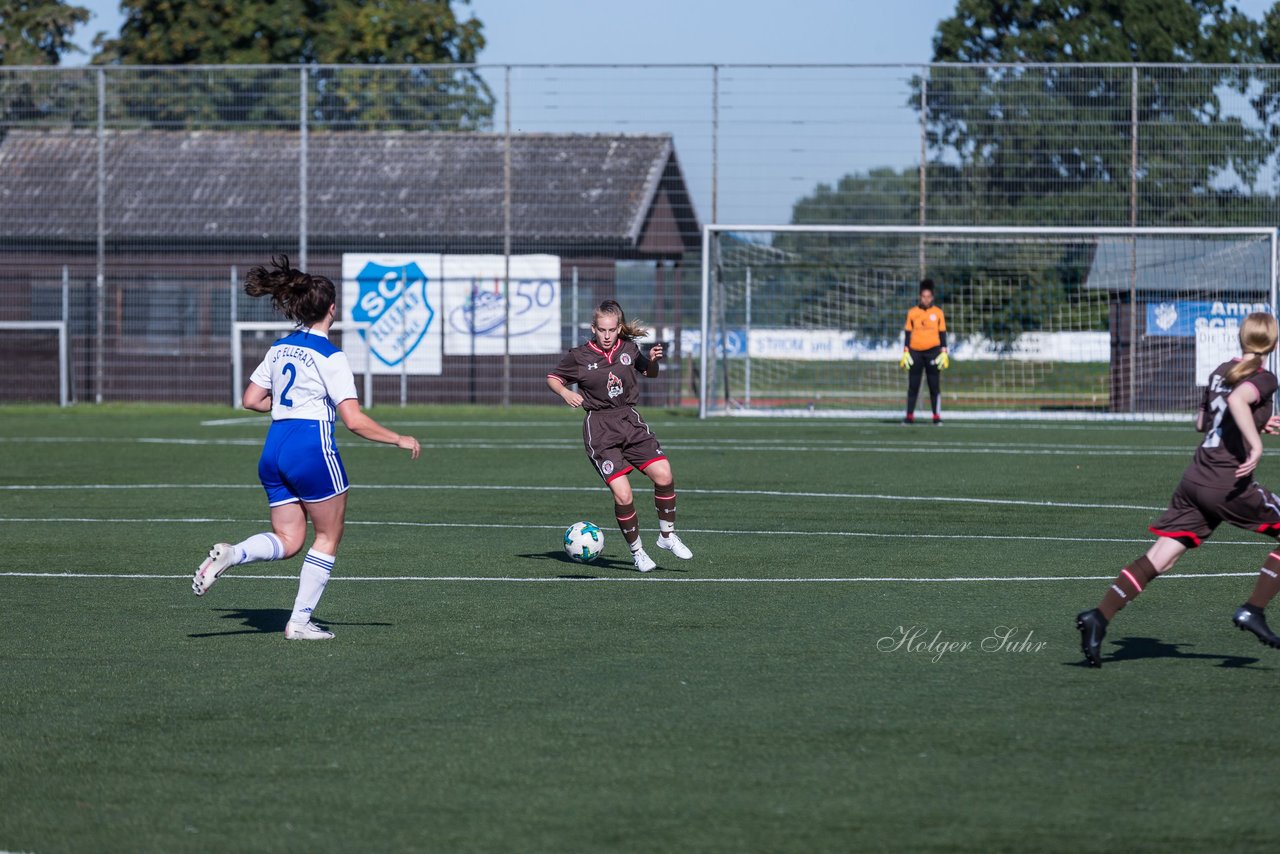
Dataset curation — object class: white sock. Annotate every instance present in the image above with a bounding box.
[290,549,334,624]
[630,539,643,553]
[233,532,284,565]
[658,520,674,536]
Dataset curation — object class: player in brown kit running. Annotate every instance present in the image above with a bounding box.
[1076,312,1280,667]
[547,300,693,572]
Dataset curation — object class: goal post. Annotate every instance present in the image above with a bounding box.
[699,225,1279,421]
[0,321,69,406]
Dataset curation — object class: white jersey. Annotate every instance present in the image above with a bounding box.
[249,328,358,421]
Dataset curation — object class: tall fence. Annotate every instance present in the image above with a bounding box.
[2,63,1280,406]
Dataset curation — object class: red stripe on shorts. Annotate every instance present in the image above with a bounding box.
[1149,526,1202,547]
[605,465,634,483]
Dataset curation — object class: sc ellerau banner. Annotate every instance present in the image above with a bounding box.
[1146,301,1270,337]
[341,254,561,374]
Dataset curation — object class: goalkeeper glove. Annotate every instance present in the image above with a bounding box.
[899,350,913,370]
[936,352,950,370]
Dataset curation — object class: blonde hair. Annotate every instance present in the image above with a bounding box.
[593,299,649,341]
[1224,312,1279,386]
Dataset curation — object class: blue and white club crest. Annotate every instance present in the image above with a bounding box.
[351,262,435,367]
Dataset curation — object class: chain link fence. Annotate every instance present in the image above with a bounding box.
[1,63,1278,407]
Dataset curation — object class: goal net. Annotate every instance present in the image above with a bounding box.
[698,225,1278,421]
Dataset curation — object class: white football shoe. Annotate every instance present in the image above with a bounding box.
[657,533,693,560]
[632,547,657,573]
[192,543,236,596]
[284,621,335,641]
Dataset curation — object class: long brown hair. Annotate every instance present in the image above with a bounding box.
[593,299,649,341]
[243,255,335,326]
[1224,312,1279,386]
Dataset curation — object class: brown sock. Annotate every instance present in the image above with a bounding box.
[1247,552,1280,608]
[1097,556,1159,621]
[654,482,677,538]
[614,502,640,550]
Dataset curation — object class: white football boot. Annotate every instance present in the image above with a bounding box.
[284,621,335,641]
[656,533,693,560]
[192,543,236,596]
[632,547,657,573]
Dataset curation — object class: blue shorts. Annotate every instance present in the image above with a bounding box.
[258,419,350,506]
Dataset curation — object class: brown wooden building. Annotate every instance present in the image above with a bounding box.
[0,129,700,404]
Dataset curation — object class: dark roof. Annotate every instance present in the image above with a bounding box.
[1085,236,1271,292]
[0,129,699,250]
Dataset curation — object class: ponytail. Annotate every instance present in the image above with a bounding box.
[1224,352,1265,387]
[244,255,335,326]
[1224,312,1279,386]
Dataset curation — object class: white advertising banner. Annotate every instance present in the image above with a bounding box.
[340,253,562,374]
[1196,326,1240,386]
[441,254,561,356]
[341,254,445,376]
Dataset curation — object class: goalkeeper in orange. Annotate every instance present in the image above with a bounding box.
[899,278,949,424]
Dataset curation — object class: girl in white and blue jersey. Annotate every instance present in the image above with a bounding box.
[192,256,421,641]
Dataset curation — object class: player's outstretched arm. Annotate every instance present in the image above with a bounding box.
[644,343,663,377]
[336,399,420,459]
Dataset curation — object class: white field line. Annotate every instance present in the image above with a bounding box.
[0,435,1194,456]
[0,571,1257,583]
[0,515,1266,548]
[0,482,1165,511]
[199,417,1193,434]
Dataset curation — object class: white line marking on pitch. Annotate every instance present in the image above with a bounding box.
[0,483,1166,511]
[0,435,1191,456]
[0,571,1257,583]
[0,516,1266,548]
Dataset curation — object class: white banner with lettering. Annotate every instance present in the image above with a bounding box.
[441,254,561,356]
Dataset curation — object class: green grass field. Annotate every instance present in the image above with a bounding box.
[5,404,1280,852]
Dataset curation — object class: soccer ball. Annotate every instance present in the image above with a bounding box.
[563,521,605,563]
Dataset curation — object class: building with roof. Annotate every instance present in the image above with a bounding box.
[0,129,700,404]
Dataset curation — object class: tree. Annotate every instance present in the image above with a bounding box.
[920,0,1269,226]
[0,0,90,65]
[91,0,493,130]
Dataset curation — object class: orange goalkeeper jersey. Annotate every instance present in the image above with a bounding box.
[904,305,946,350]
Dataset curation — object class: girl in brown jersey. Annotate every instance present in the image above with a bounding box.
[1076,312,1280,667]
[546,300,693,572]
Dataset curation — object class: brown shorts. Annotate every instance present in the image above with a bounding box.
[1149,479,1280,547]
[582,407,666,483]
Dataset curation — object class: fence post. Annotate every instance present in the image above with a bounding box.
[919,66,928,278]
[61,265,70,407]
[1129,65,1139,412]
[95,67,106,404]
[299,66,309,271]
[502,65,512,409]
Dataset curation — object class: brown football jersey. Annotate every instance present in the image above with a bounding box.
[548,338,654,411]
[1183,359,1278,490]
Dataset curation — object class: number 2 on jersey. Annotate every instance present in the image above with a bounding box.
[280,362,297,407]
